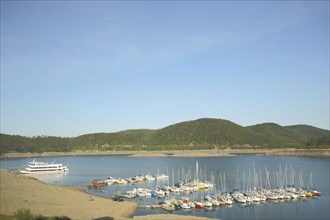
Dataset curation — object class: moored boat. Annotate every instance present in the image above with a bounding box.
[88,179,107,187]
[312,190,321,196]
[306,192,313,198]
[20,159,69,174]
[194,200,205,208]
[162,203,175,211]
[156,173,169,180]
[180,202,190,209]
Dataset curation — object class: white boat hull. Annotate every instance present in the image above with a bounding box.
[20,169,69,175]
[20,159,69,175]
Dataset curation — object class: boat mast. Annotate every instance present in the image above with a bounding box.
[195,161,199,181]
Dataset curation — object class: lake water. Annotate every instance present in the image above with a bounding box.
[1,155,329,219]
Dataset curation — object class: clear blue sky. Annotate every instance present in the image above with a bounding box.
[1,1,329,137]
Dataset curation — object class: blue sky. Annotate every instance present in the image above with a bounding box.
[1,1,329,137]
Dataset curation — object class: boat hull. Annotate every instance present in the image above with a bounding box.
[20,169,68,175]
[20,159,69,175]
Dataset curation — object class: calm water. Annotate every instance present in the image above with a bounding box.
[1,155,329,219]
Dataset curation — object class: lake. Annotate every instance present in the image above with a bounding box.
[1,155,329,219]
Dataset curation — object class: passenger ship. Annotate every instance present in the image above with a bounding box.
[20,159,69,174]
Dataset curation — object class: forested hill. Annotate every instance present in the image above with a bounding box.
[1,118,329,153]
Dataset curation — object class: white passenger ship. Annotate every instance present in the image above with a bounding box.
[20,159,69,174]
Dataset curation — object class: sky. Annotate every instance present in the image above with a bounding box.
[1,1,329,137]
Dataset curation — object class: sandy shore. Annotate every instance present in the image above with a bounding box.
[0,169,213,220]
[1,148,329,158]
[0,169,137,219]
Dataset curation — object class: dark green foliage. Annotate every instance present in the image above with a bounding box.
[0,134,71,154]
[307,134,330,148]
[247,123,305,147]
[285,125,329,140]
[151,118,266,147]
[12,208,71,220]
[68,129,155,151]
[248,123,330,148]
[1,118,329,153]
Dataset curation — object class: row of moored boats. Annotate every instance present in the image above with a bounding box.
[138,186,321,211]
[87,173,169,187]
[87,161,321,211]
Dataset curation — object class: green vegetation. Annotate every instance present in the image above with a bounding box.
[247,123,314,147]
[0,134,71,153]
[307,134,330,148]
[0,208,71,220]
[1,118,329,153]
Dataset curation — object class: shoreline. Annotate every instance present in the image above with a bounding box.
[0,169,214,220]
[0,169,138,219]
[1,148,329,158]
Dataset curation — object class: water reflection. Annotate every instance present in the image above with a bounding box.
[27,172,69,185]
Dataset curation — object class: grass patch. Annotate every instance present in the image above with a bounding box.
[9,208,71,220]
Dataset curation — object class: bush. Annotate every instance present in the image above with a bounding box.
[13,208,34,220]
[12,208,70,220]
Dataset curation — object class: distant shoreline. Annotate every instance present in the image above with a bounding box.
[1,148,329,158]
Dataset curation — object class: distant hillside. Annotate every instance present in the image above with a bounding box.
[150,118,266,147]
[247,123,329,147]
[1,118,329,153]
[247,123,307,147]
[285,124,329,140]
[69,129,155,150]
[0,134,71,153]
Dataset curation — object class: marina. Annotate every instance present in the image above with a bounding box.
[86,160,322,212]
[1,155,329,219]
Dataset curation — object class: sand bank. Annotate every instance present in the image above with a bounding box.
[1,148,329,158]
[0,169,137,219]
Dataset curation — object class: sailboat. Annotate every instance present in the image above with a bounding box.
[155,167,169,180]
[308,172,321,196]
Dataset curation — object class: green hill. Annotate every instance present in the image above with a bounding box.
[0,134,71,153]
[1,118,329,153]
[68,129,155,150]
[247,123,306,147]
[247,123,329,147]
[285,124,329,140]
[151,118,266,147]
